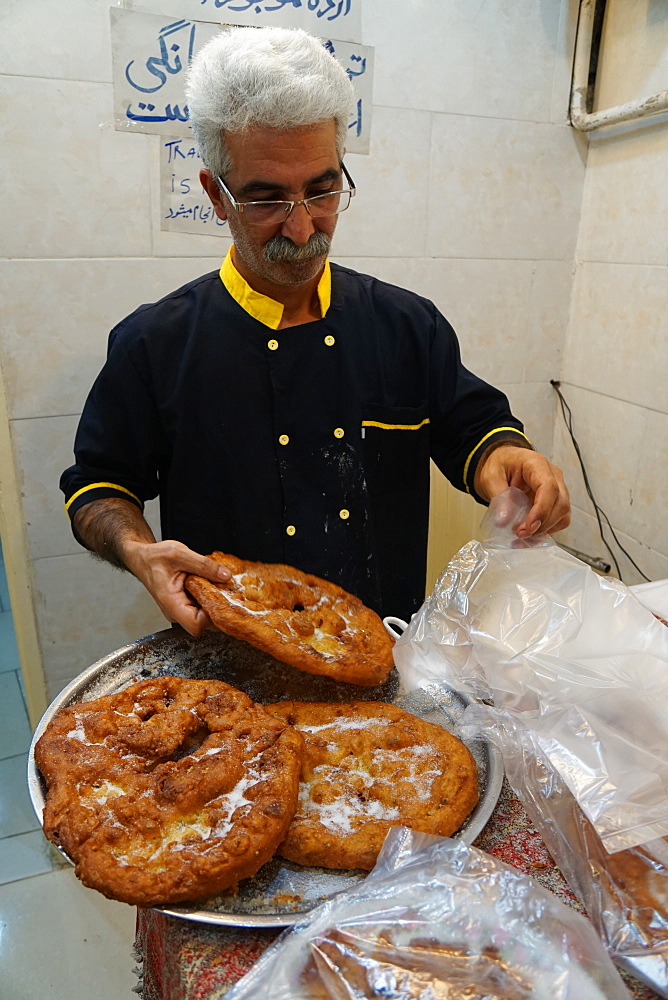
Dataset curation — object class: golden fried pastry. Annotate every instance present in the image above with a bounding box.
[34,676,303,906]
[265,701,479,870]
[185,553,395,687]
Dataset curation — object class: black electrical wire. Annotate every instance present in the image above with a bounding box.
[550,380,650,582]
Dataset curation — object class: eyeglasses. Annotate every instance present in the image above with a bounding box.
[215,163,356,226]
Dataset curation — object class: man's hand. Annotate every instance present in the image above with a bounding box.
[474,444,570,538]
[121,539,231,636]
[72,498,231,636]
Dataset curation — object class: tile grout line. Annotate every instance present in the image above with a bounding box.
[0,749,31,764]
[15,668,31,727]
[0,827,43,845]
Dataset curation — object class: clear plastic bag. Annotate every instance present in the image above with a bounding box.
[390,488,668,853]
[225,826,631,999]
[461,705,668,997]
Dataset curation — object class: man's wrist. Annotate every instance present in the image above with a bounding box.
[480,438,533,463]
[118,536,154,578]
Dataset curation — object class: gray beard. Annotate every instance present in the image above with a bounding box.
[263,231,331,262]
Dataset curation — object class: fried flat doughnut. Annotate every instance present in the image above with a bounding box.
[185,553,395,687]
[34,676,303,906]
[265,701,479,870]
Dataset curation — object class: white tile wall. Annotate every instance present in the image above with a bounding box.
[0,0,112,83]
[498,381,557,458]
[595,0,668,110]
[10,415,81,562]
[332,105,433,258]
[557,507,668,588]
[554,4,668,581]
[576,126,668,267]
[0,77,152,260]
[426,115,585,260]
[525,261,573,383]
[33,552,166,700]
[552,385,668,564]
[363,0,564,124]
[563,262,667,412]
[0,258,224,420]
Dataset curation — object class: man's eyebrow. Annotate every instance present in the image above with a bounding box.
[238,167,340,197]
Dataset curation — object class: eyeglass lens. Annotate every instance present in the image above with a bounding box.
[243,189,351,225]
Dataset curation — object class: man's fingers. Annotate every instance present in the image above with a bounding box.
[520,474,570,536]
[157,593,213,637]
[518,493,570,536]
[159,542,230,582]
[197,556,231,583]
[175,608,211,637]
[491,493,523,528]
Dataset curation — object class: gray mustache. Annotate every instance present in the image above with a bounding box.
[263,232,331,262]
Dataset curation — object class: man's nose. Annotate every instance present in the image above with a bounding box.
[280,201,316,245]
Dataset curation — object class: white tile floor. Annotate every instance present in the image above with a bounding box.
[0,549,138,999]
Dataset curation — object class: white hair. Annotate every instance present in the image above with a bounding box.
[185,26,354,178]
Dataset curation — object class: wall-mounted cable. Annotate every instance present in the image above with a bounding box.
[550,380,650,583]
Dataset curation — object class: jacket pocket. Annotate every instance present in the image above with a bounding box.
[362,402,430,495]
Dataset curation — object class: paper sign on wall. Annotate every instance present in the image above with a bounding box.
[119,0,361,44]
[111,8,372,152]
[160,136,230,236]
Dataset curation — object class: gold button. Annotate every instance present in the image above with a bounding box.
[286,525,296,536]
[279,434,289,446]
[324,335,335,347]
[339,509,350,520]
[334,427,344,439]
[267,339,279,351]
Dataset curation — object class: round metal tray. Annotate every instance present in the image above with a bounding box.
[28,626,503,928]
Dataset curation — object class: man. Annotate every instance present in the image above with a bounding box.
[61,27,569,636]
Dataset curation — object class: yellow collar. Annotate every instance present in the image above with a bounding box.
[219,247,331,330]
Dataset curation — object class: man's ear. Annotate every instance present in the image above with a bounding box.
[200,170,228,221]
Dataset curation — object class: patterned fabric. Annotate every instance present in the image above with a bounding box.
[134,780,662,999]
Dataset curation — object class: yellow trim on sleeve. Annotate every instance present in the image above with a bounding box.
[362,418,430,431]
[463,427,532,493]
[219,247,331,329]
[64,482,141,514]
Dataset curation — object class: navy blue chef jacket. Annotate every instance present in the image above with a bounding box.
[61,258,529,621]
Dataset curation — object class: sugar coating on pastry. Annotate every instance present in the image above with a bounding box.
[34,676,303,906]
[265,700,479,870]
[185,553,395,687]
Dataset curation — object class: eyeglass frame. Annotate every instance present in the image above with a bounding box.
[215,162,356,224]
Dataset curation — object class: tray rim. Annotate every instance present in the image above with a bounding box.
[28,627,504,928]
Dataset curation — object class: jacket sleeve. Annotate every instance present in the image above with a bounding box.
[60,325,167,525]
[428,307,531,501]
